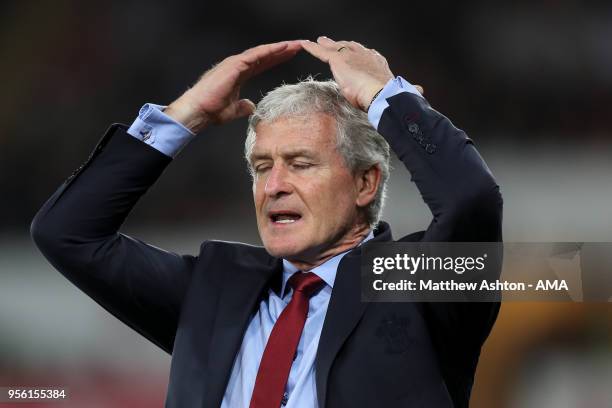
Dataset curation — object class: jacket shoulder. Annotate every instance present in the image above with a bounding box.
[397,230,426,242]
[197,239,278,269]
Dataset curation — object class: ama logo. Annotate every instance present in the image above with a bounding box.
[535,280,569,291]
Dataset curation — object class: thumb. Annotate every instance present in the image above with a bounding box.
[232,99,255,119]
[217,98,256,123]
[233,98,256,118]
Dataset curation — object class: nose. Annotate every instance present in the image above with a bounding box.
[264,163,293,198]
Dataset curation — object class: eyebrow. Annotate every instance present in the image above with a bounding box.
[250,148,318,163]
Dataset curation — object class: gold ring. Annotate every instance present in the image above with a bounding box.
[337,46,347,52]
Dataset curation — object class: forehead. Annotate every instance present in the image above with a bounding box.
[251,113,338,156]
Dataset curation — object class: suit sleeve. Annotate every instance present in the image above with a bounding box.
[377,92,503,242]
[30,124,196,354]
[376,92,503,405]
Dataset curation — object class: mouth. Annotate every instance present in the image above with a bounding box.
[268,211,302,226]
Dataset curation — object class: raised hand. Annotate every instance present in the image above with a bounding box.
[165,41,302,133]
[301,37,395,112]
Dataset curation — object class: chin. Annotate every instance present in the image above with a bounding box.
[262,237,307,260]
[263,242,300,259]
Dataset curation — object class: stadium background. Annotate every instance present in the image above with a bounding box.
[1,1,611,406]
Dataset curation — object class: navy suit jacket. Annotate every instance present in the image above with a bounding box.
[31,92,503,407]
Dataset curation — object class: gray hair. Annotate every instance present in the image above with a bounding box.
[244,77,390,229]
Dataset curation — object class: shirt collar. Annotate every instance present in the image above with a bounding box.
[280,230,375,297]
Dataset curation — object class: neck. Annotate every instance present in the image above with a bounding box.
[287,222,371,271]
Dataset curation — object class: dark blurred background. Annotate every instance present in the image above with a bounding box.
[1,1,612,407]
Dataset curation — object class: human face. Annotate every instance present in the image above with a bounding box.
[251,113,364,263]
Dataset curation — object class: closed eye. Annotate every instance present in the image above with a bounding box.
[291,162,313,170]
[254,164,271,173]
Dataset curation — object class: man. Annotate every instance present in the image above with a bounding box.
[31,37,503,407]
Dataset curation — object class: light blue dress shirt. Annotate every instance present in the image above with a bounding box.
[126,76,421,157]
[221,240,371,408]
[126,76,421,407]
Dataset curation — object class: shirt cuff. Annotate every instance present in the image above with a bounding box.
[367,76,423,130]
[127,103,196,158]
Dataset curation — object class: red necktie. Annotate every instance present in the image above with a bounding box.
[249,272,325,408]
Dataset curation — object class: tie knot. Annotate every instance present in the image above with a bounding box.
[288,272,324,298]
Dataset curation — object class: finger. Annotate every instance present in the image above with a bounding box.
[250,42,303,72]
[234,98,256,118]
[241,41,291,65]
[237,41,302,80]
[249,41,302,66]
[415,85,425,95]
[218,98,256,123]
[283,40,303,54]
[240,40,302,69]
[335,40,353,48]
[248,47,300,77]
[317,36,342,51]
[301,40,333,63]
[334,41,354,53]
[349,41,367,50]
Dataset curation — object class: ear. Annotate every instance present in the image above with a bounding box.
[355,164,382,208]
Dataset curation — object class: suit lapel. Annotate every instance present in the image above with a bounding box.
[203,255,282,407]
[315,222,393,407]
